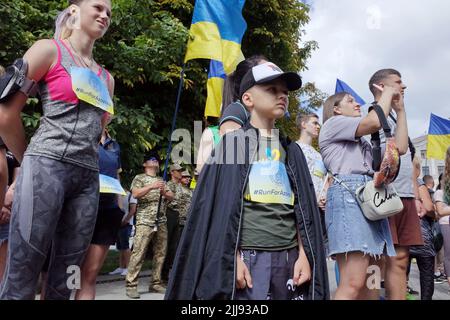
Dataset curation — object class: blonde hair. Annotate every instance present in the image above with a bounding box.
[322,92,348,123]
[0,65,5,77]
[54,0,84,39]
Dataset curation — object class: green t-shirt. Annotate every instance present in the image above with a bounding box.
[240,136,298,251]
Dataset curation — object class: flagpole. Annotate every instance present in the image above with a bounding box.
[163,63,186,181]
[155,63,186,227]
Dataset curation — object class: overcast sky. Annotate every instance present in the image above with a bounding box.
[301,0,450,139]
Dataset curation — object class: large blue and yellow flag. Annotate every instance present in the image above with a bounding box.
[427,113,450,160]
[185,0,247,74]
[205,60,226,117]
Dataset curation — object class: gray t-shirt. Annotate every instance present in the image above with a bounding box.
[319,116,373,175]
[378,112,414,197]
[296,142,326,198]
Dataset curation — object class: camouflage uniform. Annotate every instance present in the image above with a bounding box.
[126,173,169,293]
[166,180,182,211]
[161,179,182,281]
[178,185,193,226]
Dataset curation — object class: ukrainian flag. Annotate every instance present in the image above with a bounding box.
[185,0,247,74]
[205,60,226,117]
[427,113,450,160]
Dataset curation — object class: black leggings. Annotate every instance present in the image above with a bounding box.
[407,256,435,300]
[0,156,99,300]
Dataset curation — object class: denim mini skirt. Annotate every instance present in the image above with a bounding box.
[325,174,396,258]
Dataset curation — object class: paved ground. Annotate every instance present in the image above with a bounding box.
[95,270,164,300]
[325,258,450,300]
[93,257,450,300]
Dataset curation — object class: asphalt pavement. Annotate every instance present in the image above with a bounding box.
[93,257,450,300]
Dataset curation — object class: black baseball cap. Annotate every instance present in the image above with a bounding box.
[239,62,302,100]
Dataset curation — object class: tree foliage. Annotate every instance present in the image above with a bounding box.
[0,0,325,185]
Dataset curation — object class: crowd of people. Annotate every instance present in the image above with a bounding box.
[0,0,449,301]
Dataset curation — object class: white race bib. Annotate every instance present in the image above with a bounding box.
[247,159,294,206]
[71,67,114,114]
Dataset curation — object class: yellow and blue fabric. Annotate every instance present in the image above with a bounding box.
[71,67,114,114]
[245,146,294,206]
[205,60,226,117]
[185,0,247,74]
[427,113,450,160]
[99,174,126,195]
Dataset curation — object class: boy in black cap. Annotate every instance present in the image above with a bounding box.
[125,151,174,298]
[166,62,329,300]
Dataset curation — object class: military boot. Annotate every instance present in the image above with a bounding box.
[149,284,166,294]
[126,287,140,299]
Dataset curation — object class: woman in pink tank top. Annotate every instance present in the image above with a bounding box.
[0,0,115,300]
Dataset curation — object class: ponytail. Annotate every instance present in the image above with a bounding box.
[54,0,83,39]
[221,72,236,115]
[220,54,267,116]
[54,8,72,39]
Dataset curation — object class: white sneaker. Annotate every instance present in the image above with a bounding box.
[121,268,128,276]
[109,268,123,275]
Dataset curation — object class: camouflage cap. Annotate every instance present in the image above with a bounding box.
[170,163,183,171]
[181,170,191,177]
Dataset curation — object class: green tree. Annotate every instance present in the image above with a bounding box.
[241,0,327,140]
[0,0,325,185]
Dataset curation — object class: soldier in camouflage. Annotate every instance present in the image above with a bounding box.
[161,163,183,283]
[125,153,174,299]
[173,170,193,253]
[178,170,193,228]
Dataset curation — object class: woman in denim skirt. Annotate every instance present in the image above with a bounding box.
[319,84,408,300]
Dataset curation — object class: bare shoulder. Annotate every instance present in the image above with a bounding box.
[25,39,57,60]
[23,39,57,81]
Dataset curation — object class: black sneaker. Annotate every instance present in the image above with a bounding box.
[407,286,419,295]
[434,275,444,284]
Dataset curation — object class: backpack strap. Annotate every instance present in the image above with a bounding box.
[369,103,392,171]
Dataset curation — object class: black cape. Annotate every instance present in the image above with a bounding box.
[165,126,330,300]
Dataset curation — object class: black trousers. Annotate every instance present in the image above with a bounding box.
[407,255,435,300]
[161,208,179,281]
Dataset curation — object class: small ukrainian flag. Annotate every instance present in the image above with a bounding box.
[427,113,450,160]
[185,0,247,75]
[205,60,226,117]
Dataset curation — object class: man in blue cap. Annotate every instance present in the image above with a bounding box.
[125,152,174,299]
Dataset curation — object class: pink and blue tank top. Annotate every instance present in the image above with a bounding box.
[25,39,111,171]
